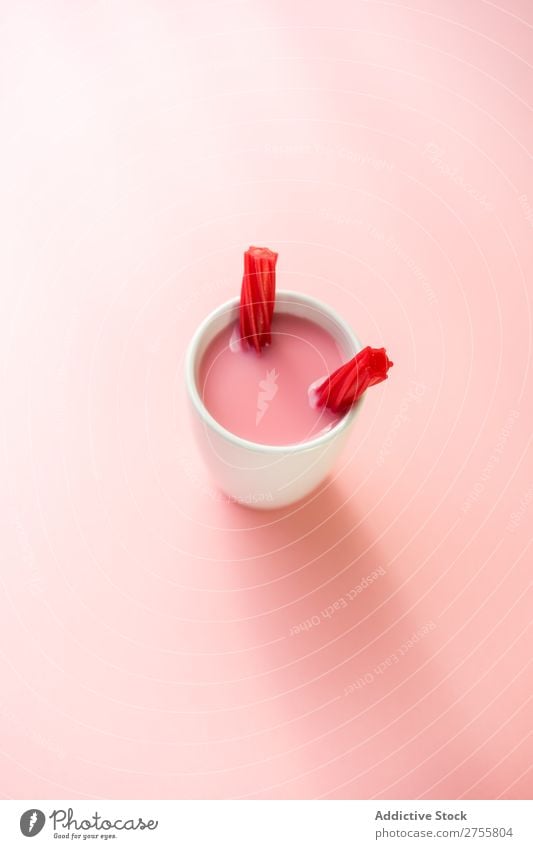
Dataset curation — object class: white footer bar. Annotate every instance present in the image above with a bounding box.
[0,800,531,848]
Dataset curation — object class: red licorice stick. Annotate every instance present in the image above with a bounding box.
[314,346,393,413]
[239,246,278,352]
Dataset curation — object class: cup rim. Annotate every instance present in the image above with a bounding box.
[185,289,363,454]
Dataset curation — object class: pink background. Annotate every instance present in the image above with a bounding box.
[1,0,532,799]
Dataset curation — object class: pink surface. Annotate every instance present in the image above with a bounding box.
[1,0,532,800]
[200,313,344,445]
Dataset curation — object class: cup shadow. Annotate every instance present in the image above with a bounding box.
[225,475,430,668]
[222,475,444,792]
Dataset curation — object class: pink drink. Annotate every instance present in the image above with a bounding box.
[199,313,345,445]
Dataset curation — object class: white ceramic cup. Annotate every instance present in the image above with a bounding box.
[185,290,363,509]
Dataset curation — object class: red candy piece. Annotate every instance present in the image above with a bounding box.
[239,246,278,353]
[314,346,393,413]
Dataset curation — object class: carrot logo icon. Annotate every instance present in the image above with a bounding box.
[256,368,279,425]
[20,809,46,837]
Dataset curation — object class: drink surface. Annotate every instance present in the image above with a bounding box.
[199,313,345,445]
